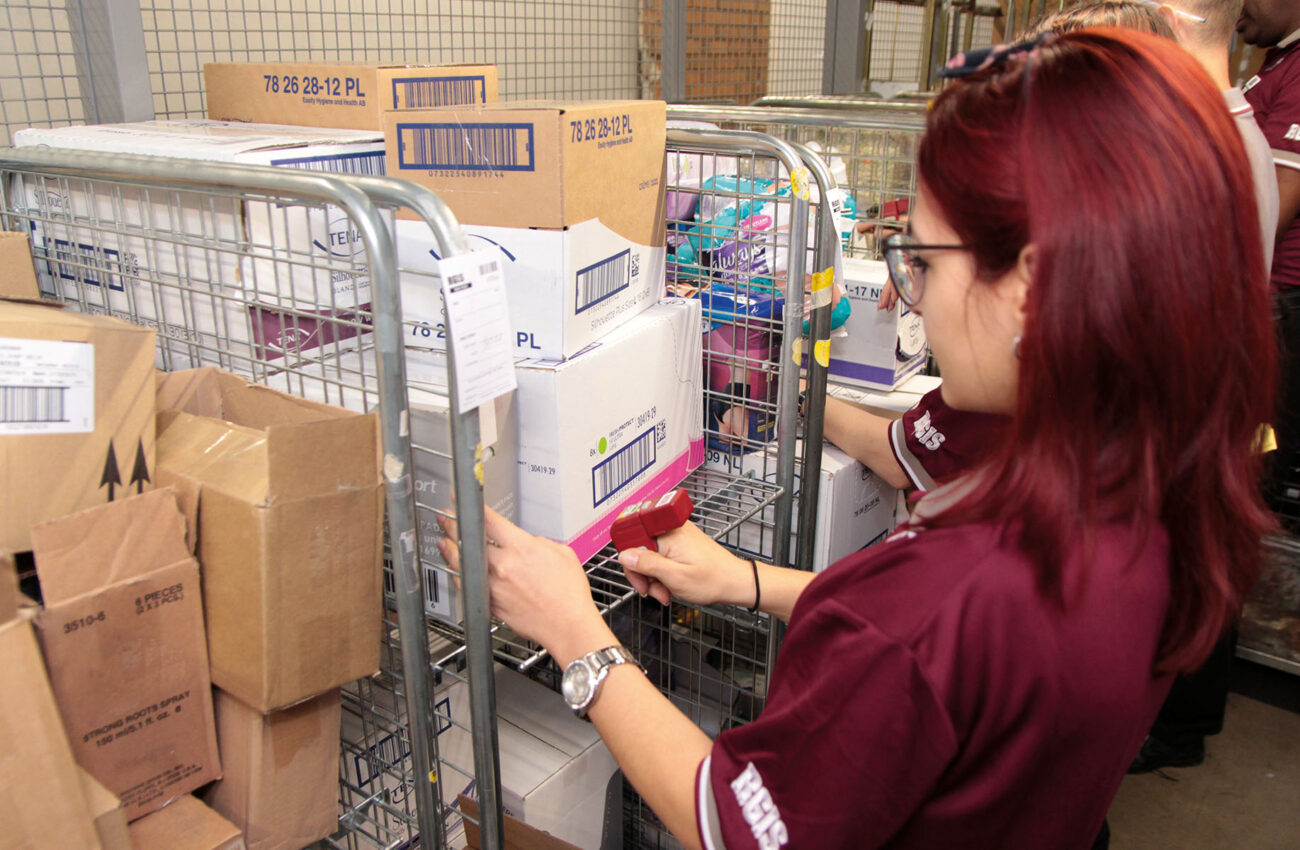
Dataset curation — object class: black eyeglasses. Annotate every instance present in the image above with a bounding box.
[882,232,968,307]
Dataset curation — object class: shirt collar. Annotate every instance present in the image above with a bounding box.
[1279,28,1300,49]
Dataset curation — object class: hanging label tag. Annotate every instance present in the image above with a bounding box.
[438,248,517,413]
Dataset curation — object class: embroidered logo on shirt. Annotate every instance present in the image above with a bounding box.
[1242,74,1261,93]
[1286,124,1300,141]
[730,762,789,849]
[912,410,947,451]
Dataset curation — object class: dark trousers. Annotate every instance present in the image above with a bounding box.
[1150,629,1236,745]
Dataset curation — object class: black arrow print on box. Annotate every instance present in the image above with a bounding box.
[131,438,150,494]
[101,440,121,501]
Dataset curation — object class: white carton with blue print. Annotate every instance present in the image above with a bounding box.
[12,120,388,372]
[384,100,668,360]
[830,257,928,390]
[515,297,704,562]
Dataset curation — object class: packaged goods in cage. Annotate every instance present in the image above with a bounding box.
[697,284,784,452]
[12,121,391,373]
[205,62,500,131]
[823,257,928,391]
[396,217,664,361]
[385,101,669,360]
[514,298,704,563]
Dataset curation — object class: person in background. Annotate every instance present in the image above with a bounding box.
[439,31,1275,849]
[1030,0,1280,778]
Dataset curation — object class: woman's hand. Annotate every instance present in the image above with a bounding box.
[618,521,757,609]
[436,507,612,664]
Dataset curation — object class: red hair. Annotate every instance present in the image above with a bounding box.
[919,29,1276,673]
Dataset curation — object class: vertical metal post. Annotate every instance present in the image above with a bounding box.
[822,0,869,95]
[66,0,154,123]
[923,0,953,91]
[662,0,687,103]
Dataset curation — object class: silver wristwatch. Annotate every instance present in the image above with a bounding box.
[561,646,643,718]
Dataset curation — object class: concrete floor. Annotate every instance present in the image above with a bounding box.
[1107,661,1300,849]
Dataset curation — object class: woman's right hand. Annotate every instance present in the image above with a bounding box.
[617,521,756,608]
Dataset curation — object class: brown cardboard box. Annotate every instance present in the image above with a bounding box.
[383,99,667,241]
[0,299,156,553]
[0,231,41,299]
[204,688,341,850]
[31,488,221,820]
[155,368,383,711]
[79,766,134,850]
[0,556,104,849]
[129,795,246,850]
[205,62,498,130]
[460,796,581,850]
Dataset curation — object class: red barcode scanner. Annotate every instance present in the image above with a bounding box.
[610,489,694,552]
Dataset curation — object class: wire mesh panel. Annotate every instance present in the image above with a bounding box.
[765,0,828,97]
[868,0,928,89]
[0,1,87,146]
[140,0,645,118]
[669,103,925,261]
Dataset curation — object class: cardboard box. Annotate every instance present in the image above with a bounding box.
[206,62,498,130]
[829,257,928,390]
[0,558,105,849]
[397,215,666,360]
[384,99,667,235]
[460,796,582,850]
[1,300,156,553]
[704,440,897,571]
[80,766,134,850]
[155,368,383,711]
[129,794,246,850]
[31,488,221,820]
[515,298,704,562]
[260,349,520,625]
[0,231,41,299]
[204,689,341,850]
[12,120,387,373]
[341,666,617,850]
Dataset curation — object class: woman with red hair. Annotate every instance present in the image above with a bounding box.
[438,29,1274,849]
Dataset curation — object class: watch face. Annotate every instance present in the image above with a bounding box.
[563,662,594,708]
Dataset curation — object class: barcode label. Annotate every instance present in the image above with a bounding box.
[592,427,657,508]
[50,238,124,291]
[575,250,631,314]
[1,386,67,423]
[271,150,386,177]
[0,338,94,435]
[391,75,486,108]
[397,122,535,172]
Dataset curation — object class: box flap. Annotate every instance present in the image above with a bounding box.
[265,414,378,499]
[128,795,245,850]
[156,367,227,418]
[29,488,192,604]
[0,231,41,300]
[0,552,17,624]
[459,795,581,850]
[155,411,271,505]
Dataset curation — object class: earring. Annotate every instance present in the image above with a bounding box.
[1012,335,1022,359]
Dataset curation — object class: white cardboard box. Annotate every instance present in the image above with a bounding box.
[397,218,666,361]
[830,257,927,390]
[515,297,704,562]
[13,120,387,372]
[704,440,897,571]
[341,665,617,850]
[262,349,519,625]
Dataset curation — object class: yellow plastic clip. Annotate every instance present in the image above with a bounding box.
[791,337,804,366]
[814,339,831,367]
[811,268,834,309]
[790,167,812,201]
[473,444,485,486]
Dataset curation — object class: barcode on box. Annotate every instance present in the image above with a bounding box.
[391,75,487,108]
[272,151,385,177]
[592,427,657,508]
[1,385,68,424]
[50,238,124,291]
[397,123,535,172]
[575,250,631,314]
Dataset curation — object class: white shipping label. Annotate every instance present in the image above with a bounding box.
[439,248,517,413]
[0,337,95,434]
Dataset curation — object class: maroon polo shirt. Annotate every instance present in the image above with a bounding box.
[1244,33,1300,290]
[696,504,1173,849]
[888,388,1007,490]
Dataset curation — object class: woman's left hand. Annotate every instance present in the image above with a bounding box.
[436,507,611,664]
